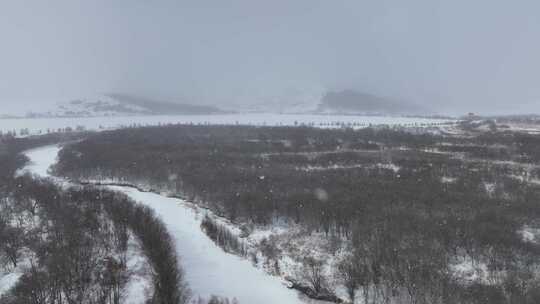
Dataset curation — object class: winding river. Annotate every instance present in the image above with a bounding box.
[21,144,314,304]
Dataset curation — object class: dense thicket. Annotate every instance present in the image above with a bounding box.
[4,177,134,303]
[0,134,189,304]
[201,215,247,256]
[54,125,540,303]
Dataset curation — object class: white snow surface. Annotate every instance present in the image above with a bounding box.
[17,145,61,177]
[1,113,453,137]
[519,226,540,244]
[0,273,23,296]
[51,95,149,117]
[450,256,491,284]
[124,235,153,304]
[297,162,400,173]
[505,123,540,134]
[0,250,36,297]
[21,144,313,304]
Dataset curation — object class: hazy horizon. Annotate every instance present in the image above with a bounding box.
[1,1,540,116]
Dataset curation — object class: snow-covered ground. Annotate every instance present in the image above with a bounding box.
[49,95,149,117]
[297,163,400,173]
[124,235,154,304]
[519,226,540,244]
[450,255,491,284]
[0,271,24,296]
[0,113,453,137]
[504,122,540,134]
[110,187,307,304]
[20,144,317,303]
[17,145,61,177]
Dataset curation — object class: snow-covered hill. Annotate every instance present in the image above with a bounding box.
[318,90,429,115]
[24,94,224,118]
[27,95,148,117]
[5,89,436,118]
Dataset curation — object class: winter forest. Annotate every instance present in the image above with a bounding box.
[3,118,540,303]
[4,1,540,303]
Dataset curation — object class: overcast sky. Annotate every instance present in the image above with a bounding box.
[1,0,539,115]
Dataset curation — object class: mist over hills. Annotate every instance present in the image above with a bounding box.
[22,94,224,118]
[318,90,429,115]
[221,89,432,116]
[106,93,224,115]
[5,89,436,118]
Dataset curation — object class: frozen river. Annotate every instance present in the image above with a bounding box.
[21,144,317,304]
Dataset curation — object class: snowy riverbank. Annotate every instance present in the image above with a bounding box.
[20,144,317,304]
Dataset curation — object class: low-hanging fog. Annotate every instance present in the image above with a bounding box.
[1,0,540,115]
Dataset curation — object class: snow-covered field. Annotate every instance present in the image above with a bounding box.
[17,145,61,177]
[0,270,24,296]
[0,114,453,136]
[20,145,315,303]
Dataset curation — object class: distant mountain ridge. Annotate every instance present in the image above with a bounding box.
[106,93,224,115]
[318,90,428,115]
[24,94,224,118]
[8,90,430,118]
[222,89,429,116]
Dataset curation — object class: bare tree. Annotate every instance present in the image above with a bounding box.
[300,257,328,294]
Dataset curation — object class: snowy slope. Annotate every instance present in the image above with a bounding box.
[22,94,224,118]
[25,95,150,117]
[318,90,429,115]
